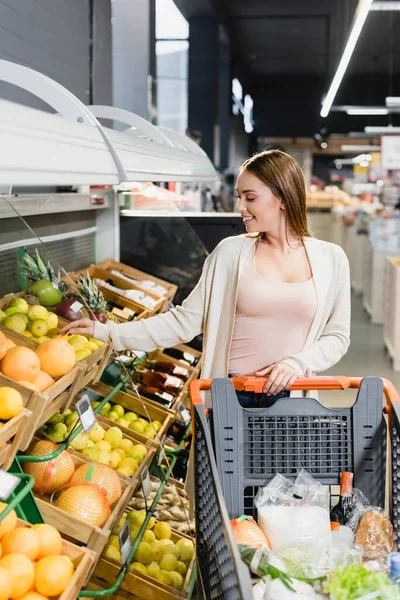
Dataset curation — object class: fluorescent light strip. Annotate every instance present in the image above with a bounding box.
[365,126,400,133]
[370,1,400,10]
[320,0,373,118]
[347,108,388,115]
[386,96,400,107]
[341,144,381,151]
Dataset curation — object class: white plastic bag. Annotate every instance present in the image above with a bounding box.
[255,470,332,551]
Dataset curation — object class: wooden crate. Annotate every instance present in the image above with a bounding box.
[89,381,173,447]
[0,408,31,469]
[93,525,196,600]
[14,519,97,598]
[96,258,177,307]
[32,444,135,558]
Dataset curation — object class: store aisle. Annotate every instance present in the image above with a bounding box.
[321,293,400,406]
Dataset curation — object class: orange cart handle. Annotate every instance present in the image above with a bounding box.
[189,376,400,412]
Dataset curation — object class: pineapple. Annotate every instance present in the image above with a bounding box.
[77,273,109,322]
[21,249,67,294]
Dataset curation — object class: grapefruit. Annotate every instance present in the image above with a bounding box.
[1,347,40,383]
[3,339,16,352]
[55,483,111,527]
[0,565,12,600]
[32,524,62,559]
[2,527,40,561]
[36,339,76,378]
[0,504,17,540]
[32,371,54,393]
[23,440,76,494]
[70,462,122,505]
[0,553,35,599]
[35,555,74,596]
[0,387,23,419]
[0,332,7,361]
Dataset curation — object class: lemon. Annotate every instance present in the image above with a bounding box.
[68,335,87,350]
[27,305,49,321]
[22,331,33,338]
[113,405,125,418]
[129,420,146,434]
[159,554,177,572]
[88,337,103,348]
[46,313,58,329]
[8,298,29,314]
[176,560,187,577]
[152,420,163,432]
[151,540,163,561]
[95,440,112,453]
[116,466,133,477]
[154,522,172,541]
[109,450,122,469]
[0,387,23,419]
[88,423,105,442]
[133,444,147,458]
[169,571,184,590]
[142,530,156,544]
[154,570,172,586]
[134,542,154,565]
[104,427,123,449]
[176,538,195,562]
[118,457,138,474]
[104,545,121,562]
[147,561,160,578]
[109,535,120,549]
[3,315,26,334]
[85,341,98,353]
[98,451,111,465]
[30,319,49,337]
[75,349,91,361]
[131,562,147,575]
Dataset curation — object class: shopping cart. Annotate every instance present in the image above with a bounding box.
[189,375,400,600]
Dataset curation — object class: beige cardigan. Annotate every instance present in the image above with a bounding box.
[95,236,350,401]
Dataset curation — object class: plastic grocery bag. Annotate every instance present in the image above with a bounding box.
[255,470,332,551]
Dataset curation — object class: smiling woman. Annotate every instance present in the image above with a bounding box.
[61,149,351,408]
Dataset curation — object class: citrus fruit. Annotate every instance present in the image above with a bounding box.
[46,313,58,330]
[176,560,187,577]
[4,308,22,317]
[0,553,35,598]
[3,339,15,352]
[0,566,12,600]
[27,305,49,321]
[32,371,54,393]
[159,553,177,572]
[134,542,154,565]
[2,527,40,560]
[142,530,156,544]
[22,331,33,338]
[55,484,111,527]
[119,439,134,453]
[70,463,122,505]
[104,545,121,561]
[35,555,74,596]
[1,347,41,383]
[176,538,195,562]
[95,440,112,453]
[147,561,160,578]
[88,423,105,443]
[0,332,7,361]
[154,522,172,540]
[154,570,172,586]
[118,457,138,473]
[0,387,23,419]
[32,524,62,559]
[169,571,184,590]
[19,592,49,600]
[104,428,122,449]
[132,444,147,458]
[2,315,27,334]
[74,349,91,362]
[0,504,17,539]
[23,440,76,494]
[30,320,49,338]
[8,298,29,314]
[129,421,146,435]
[36,339,76,378]
[131,562,147,574]
[68,335,86,351]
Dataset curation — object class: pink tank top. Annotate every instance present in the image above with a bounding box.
[228,252,317,376]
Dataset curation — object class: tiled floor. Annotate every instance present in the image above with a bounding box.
[320,292,400,407]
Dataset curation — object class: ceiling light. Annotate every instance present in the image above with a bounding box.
[320,142,328,149]
[352,153,372,164]
[320,0,373,118]
[370,1,400,10]
[341,144,381,151]
[334,158,356,165]
[365,126,400,133]
[386,96,400,107]
[346,108,388,115]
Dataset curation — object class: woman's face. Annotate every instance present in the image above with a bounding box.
[235,170,284,234]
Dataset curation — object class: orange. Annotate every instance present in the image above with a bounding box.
[0,553,35,598]
[0,503,17,540]
[35,339,76,378]
[19,593,48,600]
[1,347,40,383]
[0,387,23,420]
[32,371,54,393]
[33,524,62,559]
[4,339,16,352]
[0,332,7,361]
[0,565,12,600]
[2,527,40,561]
[34,555,74,597]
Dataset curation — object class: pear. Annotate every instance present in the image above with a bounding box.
[47,423,68,443]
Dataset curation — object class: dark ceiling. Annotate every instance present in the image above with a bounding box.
[174,0,400,138]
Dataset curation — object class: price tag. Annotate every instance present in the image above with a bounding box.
[157,435,166,466]
[70,300,84,313]
[76,393,96,433]
[118,519,133,565]
[140,466,152,498]
[0,470,20,501]
[177,402,191,426]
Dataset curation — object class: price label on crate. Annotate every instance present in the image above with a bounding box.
[140,466,152,499]
[177,401,191,426]
[157,435,167,466]
[118,519,133,566]
[76,393,96,433]
[0,470,20,501]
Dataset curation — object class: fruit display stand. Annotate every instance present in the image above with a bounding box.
[0,408,31,469]
[95,259,178,311]
[89,381,174,447]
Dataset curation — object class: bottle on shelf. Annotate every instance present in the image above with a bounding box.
[147,359,190,380]
[135,369,184,395]
[137,385,175,409]
[330,472,355,526]
[163,347,199,367]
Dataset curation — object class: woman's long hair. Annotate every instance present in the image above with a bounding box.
[240,149,312,239]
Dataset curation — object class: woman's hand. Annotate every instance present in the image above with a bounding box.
[59,319,95,337]
[255,362,298,396]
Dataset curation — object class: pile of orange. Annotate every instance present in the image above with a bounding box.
[0,503,74,600]
[0,330,76,394]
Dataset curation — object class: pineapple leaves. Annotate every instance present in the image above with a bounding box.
[20,249,67,294]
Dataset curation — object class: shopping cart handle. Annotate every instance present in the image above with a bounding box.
[189,376,400,410]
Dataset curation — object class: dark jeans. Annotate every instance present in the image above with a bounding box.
[228,374,289,408]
